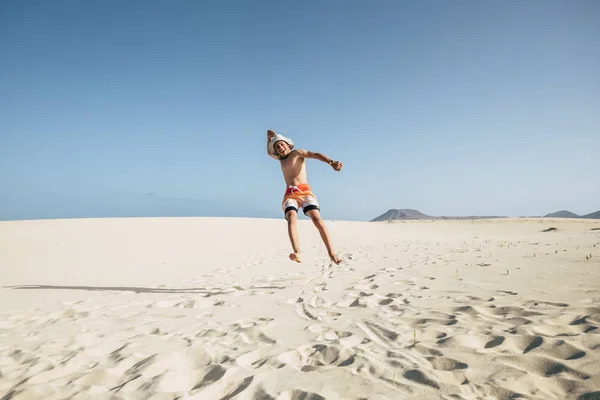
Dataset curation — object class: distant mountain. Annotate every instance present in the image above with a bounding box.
[370,209,505,222]
[544,210,580,218]
[581,210,600,219]
[370,209,431,221]
[542,210,600,219]
[372,208,600,222]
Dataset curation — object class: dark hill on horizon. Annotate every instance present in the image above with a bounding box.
[542,210,600,219]
[544,210,580,218]
[371,208,600,222]
[581,210,600,219]
[370,209,505,222]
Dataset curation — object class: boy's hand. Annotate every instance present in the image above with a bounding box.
[267,130,276,140]
[330,160,343,171]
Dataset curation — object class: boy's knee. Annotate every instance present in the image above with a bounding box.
[285,210,298,223]
[308,212,322,224]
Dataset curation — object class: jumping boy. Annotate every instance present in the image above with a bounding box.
[266,129,343,264]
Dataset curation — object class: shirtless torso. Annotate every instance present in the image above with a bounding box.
[279,150,308,187]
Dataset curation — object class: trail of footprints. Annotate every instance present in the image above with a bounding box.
[1,249,600,399]
[293,265,600,399]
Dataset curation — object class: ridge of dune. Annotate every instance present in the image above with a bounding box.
[1,217,600,399]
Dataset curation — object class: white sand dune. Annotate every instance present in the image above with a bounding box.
[1,217,600,399]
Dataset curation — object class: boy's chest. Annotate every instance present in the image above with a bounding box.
[280,156,304,175]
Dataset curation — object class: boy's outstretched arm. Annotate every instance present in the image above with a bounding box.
[296,149,343,171]
[266,130,277,159]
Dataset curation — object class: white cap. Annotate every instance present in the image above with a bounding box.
[268,134,295,159]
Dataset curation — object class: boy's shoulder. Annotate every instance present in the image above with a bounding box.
[285,149,302,158]
[292,148,307,157]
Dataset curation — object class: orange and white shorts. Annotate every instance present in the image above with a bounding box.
[282,184,320,217]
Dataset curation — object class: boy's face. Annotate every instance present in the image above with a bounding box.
[274,140,290,156]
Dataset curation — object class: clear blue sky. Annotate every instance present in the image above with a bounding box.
[1,0,599,221]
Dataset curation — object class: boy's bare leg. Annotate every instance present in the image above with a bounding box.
[307,209,342,264]
[286,210,302,262]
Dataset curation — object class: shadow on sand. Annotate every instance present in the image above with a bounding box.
[3,284,285,295]
[3,285,223,295]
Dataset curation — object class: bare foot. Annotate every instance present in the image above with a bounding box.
[329,254,342,265]
[289,252,302,263]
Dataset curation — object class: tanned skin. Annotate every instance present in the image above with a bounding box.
[267,129,343,264]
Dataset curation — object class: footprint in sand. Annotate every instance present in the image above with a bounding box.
[436,334,505,350]
[426,356,468,371]
[501,335,544,354]
[498,354,590,379]
[401,369,440,390]
[239,328,277,345]
[355,320,399,348]
[278,343,355,372]
[296,303,319,321]
[534,322,597,337]
[236,348,287,373]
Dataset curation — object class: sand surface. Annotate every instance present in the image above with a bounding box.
[1,217,600,399]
